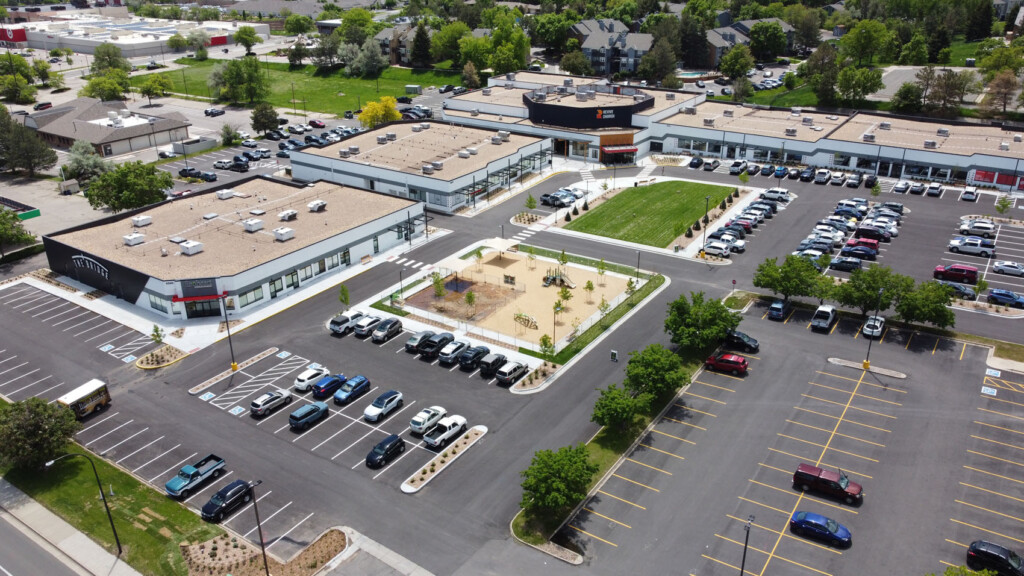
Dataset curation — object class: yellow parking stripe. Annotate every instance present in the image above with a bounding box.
[767,447,815,461]
[749,478,799,496]
[829,321,839,335]
[801,394,897,419]
[961,482,1024,504]
[701,554,744,573]
[625,457,672,475]
[683,391,727,405]
[816,371,860,383]
[727,514,781,534]
[950,519,1024,544]
[945,539,971,549]
[960,342,967,360]
[933,338,941,355]
[784,309,796,323]
[597,490,646,510]
[758,462,792,475]
[978,407,1024,422]
[956,500,1024,523]
[716,533,770,553]
[827,447,880,462]
[794,407,892,432]
[905,332,914,349]
[613,473,661,492]
[569,524,618,547]
[674,403,717,417]
[776,545,841,564]
[963,465,1024,486]
[662,416,707,430]
[710,371,747,382]
[809,381,854,395]
[971,435,1024,452]
[639,443,686,461]
[778,433,828,448]
[853,329,859,340]
[785,420,886,447]
[693,379,735,392]
[975,421,1024,437]
[986,395,1024,409]
[583,507,631,529]
[737,496,792,515]
[968,450,1024,468]
[856,393,902,407]
[858,379,908,393]
[651,428,696,445]
[761,309,770,320]
[880,327,889,344]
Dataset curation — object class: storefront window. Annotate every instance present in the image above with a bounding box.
[239,286,264,308]
[328,254,339,269]
[149,294,169,313]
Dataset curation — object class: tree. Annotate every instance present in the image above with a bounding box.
[210,57,268,103]
[250,102,278,135]
[151,324,165,345]
[490,43,522,75]
[591,383,639,431]
[195,46,209,62]
[965,0,994,41]
[358,96,401,129]
[432,271,447,300]
[719,44,755,80]
[47,72,66,91]
[787,5,821,51]
[0,54,33,84]
[313,33,344,69]
[411,22,432,68]
[664,292,742,350]
[800,41,840,105]
[895,280,956,328]
[338,284,350,309]
[525,193,537,210]
[432,22,471,63]
[980,46,1024,78]
[288,43,311,66]
[340,8,375,46]
[465,290,476,315]
[898,34,929,66]
[79,70,129,101]
[732,77,753,101]
[0,74,36,104]
[597,258,607,285]
[833,265,913,317]
[890,82,924,113]
[90,42,130,74]
[996,195,1012,214]
[752,255,820,301]
[284,14,314,35]
[458,35,492,71]
[139,75,172,106]
[749,21,787,61]
[520,444,598,522]
[559,285,573,305]
[637,38,677,82]
[66,139,112,188]
[167,33,188,52]
[840,19,887,66]
[0,208,35,258]
[623,344,689,405]
[836,67,883,106]
[985,69,1020,113]
[234,26,262,53]
[560,51,594,76]
[348,37,388,77]
[598,296,611,322]
[462,61,481,89]
[220,123,239,146]
[31,59,51,84]
[584,280,595,303]
[6,124,57,176]
[86,161,173,213]
[679,13,708,68]
[532,12,574,52]
[539,334,556,361]
[0,398,81,470]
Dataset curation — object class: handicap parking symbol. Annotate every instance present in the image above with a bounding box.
[981,386,997,397]
[229,406,247,416]
[99,344,114,352]
[308,362,322,370]
[277,351,292,359]
[199,392,215,401]
[122,355,136,363]
[986,368,1001,377]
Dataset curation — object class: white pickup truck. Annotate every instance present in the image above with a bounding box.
[423,415,467,448]
[948,237,995,258]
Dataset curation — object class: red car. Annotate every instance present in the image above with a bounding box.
[845,237,878,251]
[725,219,753,233]
[705,353,749,375]
[309,119,326,128]
[933,264,978,284]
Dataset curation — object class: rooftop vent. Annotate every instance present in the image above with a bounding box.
[458,149,470,158]
[420,123,430,130]
[348,145,359,155]
[376,135,387,144]
[250,209,265,216]
[467,147,478,155]
[785,128,798,136]
[633,94,645,101]
[386,132,396,141]
[703,118,715,127]
[272,227,294,242]
[723,109,733,117]
[242,218,263,232]
[119,109,130,118]
[431,161,443,170]
[278,209,297,222]
[202,212,218,220]
[924,140,937,149]
[666,92,675,100]
[563,79,573,87]
[339,149,350,158]
[862,133,875,142]
[682,106,696,115]
[131,215,152,227]
[576,92,588,101]
[123,232,144,246]
[556,86,567,94]
[801,116,814,125]
[308,200,326,212]
[1015,134,1023,143]
[505,72,515,81]
[827,115,839,120]
[482,88,492,95]
[180,240,204,255]
[498,130,510,141]
[588,91,596,100]
[504,82,513,89]
[412,124,423,131]
[1000,142,1010,151]
[535,93,546,102]
[215,189,234,200]
[168,236,186,244]
[792,108,802,116]
[422,165,434,174]
[937,128,950,137]
[879,122,891,130]
[491,136,503,144]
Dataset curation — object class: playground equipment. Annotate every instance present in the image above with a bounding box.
[542,267,576,289]
[514,312,538,329]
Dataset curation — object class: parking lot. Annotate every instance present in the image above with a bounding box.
[158,144,290,195]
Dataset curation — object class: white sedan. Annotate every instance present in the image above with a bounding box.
[410,406,447,435]
[294,365,330,392]
[994,261,1024,276]
[703,241,732,258]
[862,315,885,338]
[241,139,258,148]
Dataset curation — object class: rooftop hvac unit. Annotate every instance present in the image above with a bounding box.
[119,109,130,118]
[785,128,798,136]
[879,122,891,130]
[506,72,515,81]
[202,212,218,220]
[556,86,567,94]
[802,116,814,125]
[308,199,326,212]
[937,128,950,137]
[792,108,802,116]
[272,227,294,242]
[491,136,503,144]
[431,161,443,170]
[458,149,470,158]
[588,91,596,100]
[250,209,266,216]
[348,145,360,155]
[377,135,388,144]
[482,88,492,95]
[339,149,350,158]
[422,165,434,174]
[278,209,297,222]
[498,130,510,141]
[504,82,514,89]
[723,109,733,117]
[168,236,186,244]
[703,118,715,126]
[576,92,588,101]
[131,215,151,227]
[535,93,546,102]
[924,140,937,149]
[107,111,117,121]
[1000,142,1010,151]
[216,189,234,200]
[386,132,396,141]
[467,147,478,155]
[563,79,573,87]
[666,92,675,100]
[412,125,423,132]
[683,106,696,115]
[242,218,263,232]
[420,123,430,130]
[123,233,144,246]
[180,240,204,255]
[863,133,876,142]
[1015,134,1023,143]
[827,115,839,120]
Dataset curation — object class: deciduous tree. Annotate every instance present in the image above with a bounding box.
[139,75,172,106]
[348,37,388,76]
[66,139,112,188]
[250,101,279,135]
[520,444,598,522]
[840,19,887,66]
[358,96,401,129]
[749,21,787,61]
[432,22,471,63]
[288,43,311,66]
[462,61,481,89]
[719,44,755,80]
[0,398,81,470]
[5,123,56,176]
[895,280,956,328]
[664,292,741,350]
[86,161,173,213]
[559,51,593,76]
[752,255,819,301]
[284,14,314,35]
[167,33,188,52]
[985,69,1020,113]
[623,344,689,405]
[233,26,262,53]
[832,264,914,317]
[0,207,35,258]
[90,42,130,74]
[591,383,639,430]
[836,67,883,105]
[890,82,924,113]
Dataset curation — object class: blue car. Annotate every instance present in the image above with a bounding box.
[311,375,346,399]
[760,164,775,176]
[333,374,371,405]
[767,299,791,321]
[790,511,852,547]
[987,289,1024,308]
[775,165,788,178]
[839,245,877,261]
[834,207,863,220]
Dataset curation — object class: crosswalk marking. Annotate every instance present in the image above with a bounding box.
[210,355,309,409]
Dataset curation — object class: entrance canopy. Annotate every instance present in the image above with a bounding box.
[600,145,638,154]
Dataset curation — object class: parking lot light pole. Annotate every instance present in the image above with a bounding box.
[635,250,640,281]
[739,514,754,575]
[863,288,884,370]
[249,480,270,576]
[221,295,238,371]
[45,454,122,556]
[399,268,404,297]
[702,195,710,258]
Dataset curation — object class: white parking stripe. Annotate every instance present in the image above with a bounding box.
[310,414,365,451]
[32,300,72,317]
[84,325,125,343]
[116,435,165,464]
[40,381,67,402]
[372,436,420,480]
[84,419,134,446]
[38,307,82,322]
[332,401,416,460]
[4,291,46,305]
[51,311,91,326]
[99,427,150,455]
[184,471,232,503]
[0,368,39,387]
[0,286,32,301]
[7,374,51,396]
[133,444,181,473]
[266,512,315,550]
[75,319,113,337]
[19,297,60,312]
[11,293,53,308]
[243,502,291,538]
[0,362,29,377]
[78,411,119,433]
[149,452,198,483]
[64,315,105,332]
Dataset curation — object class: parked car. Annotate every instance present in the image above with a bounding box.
[158,150,176,159]
[761,187,791,202]
[418,332,455,358]
[994,261,1024,277]
[966,540,1023,576]
[799,167,815,181]
[330,311,366,336]
[333,374,370,405]
[288,402,329,430]
[201,479,253,522]
[496,361,528,385]
[478,353,508,377]
[309,119,325,128]
[961,186,979,202]
[934,264,979,284]
[829,256,862,272]
[853,226,891,243]
[703,241,732,258]
[926,182,943,196]
[787,167,800,179]
[988,289,1024,308]
[366,434,405,468]
[793,463,864,504]
[312,375,346,399]
[204,108,225,117]
[705,353,749,375]
[830,172,847,186]
[396,96,413,104]
[862,315,885,338]
[814,169,832,183]
[199,171,217,182]
[723,329,759,353]
[864,174,878,188]
[294,366,330,392]
[689,156,704,168]
[458,345,490,370]
[410,406,447,435]
[789,511,852,547]
[439,84,455,93]
[892,180,910,193]
[703,159,721,171]
[909,181,926,194]
[846,173,862,188]
[250,388,292,417]
[729,160,748,175]
[372,318,403,342]
[178,167,201,179]
[438,340,469,365]
[746,163,760,175]
[277,150,291,158]
[938,281,977,301]
[213,160,232,169]
[353,316,382,337]
[228,161,249,173]
[364,390,403,422]
[810,305,837,331]
[760,164,775,176]
[767,299,791,320]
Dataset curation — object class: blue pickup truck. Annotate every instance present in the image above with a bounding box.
[165,454,225,498]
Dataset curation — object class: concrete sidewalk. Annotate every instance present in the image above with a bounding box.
[0,478,143,576]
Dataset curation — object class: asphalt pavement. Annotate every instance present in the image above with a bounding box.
[0,512,84,576]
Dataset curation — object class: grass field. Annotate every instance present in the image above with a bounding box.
[151,60,460,116]
[747,83,817,107]
[564,181,733,247]
[1,440,221,576]
[947,36,983,67]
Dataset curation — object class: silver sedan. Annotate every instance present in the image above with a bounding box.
[994,261,1024,276]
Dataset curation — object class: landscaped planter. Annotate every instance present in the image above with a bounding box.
[401,425,487,493]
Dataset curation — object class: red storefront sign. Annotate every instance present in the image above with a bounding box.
[974,170,996,183]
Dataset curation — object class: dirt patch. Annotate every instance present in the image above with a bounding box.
[143,507,166,521]
[136,345,187,368]
[181,528,346,576]
[219,319,244,333]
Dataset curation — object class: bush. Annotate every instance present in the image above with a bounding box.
[565,211,572,222]
[719,199,727,209]
[685,228,693,238]
[693,220,701,231]
[582,199,589,210]
[572,205,579,215]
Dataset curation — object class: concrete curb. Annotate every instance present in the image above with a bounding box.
[400,425,488,494]
[188,347,279,395]
[134,345,189,370]
[507,509,583,566]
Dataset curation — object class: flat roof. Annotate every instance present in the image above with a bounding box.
[660,102,848,142]
[52,179,416,280]
[830,114,1024,159]
[303,121,543,181]
[443,108,639,136]
[456,87,531,109]
[503,72,604,86]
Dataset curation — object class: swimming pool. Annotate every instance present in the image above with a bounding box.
[678,71,708,78]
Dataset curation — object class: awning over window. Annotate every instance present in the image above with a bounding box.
[172,291,227,303]
[601,145,638,154]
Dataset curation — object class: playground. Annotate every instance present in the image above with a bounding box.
[403,250,631,346]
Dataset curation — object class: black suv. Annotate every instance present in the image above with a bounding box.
[178,167,201,178]
[418,332,454,358]
[458,345,490,370]
[688,156,704,168]
[967,540,1023,576]
[228,162,249,173]
[201,479,252,522]
[799,167,815,181]
[366,434,406,468]
[724,329,759,353]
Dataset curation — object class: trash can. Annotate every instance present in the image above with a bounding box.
[674,245,680,253]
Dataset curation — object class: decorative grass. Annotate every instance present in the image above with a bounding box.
[563,181,733,247]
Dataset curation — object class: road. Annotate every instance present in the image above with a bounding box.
[0,513,84,576]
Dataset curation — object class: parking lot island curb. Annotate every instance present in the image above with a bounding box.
[829,357,908,378]
[507,509,583,566]
[188,347,279,395]
[400,425,488,494]
[134,345,189,370]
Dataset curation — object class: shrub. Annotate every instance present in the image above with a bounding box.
[565,211,572,222]
[693,220,701,231]
[582,199,589,210]
[685,228,693,238]
[719,199,727,209]
[572,205,579,215]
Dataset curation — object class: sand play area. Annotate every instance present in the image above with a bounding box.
[404,250,631,346]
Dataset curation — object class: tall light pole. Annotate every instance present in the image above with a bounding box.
[45,454,122,556]
[863,288,884,370]
[249,480,271,576]
[739,514,754,575]
[702,195,710,258]
[220,295,238,371]
[635,250,640,281]
[290,82,297,115]
[399,268,404,297]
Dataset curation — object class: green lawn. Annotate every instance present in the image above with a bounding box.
[947,37,983,67]
[2,442,221,576]
[151,60,460,116]
[747,83,818,107]
[564,181,733,247]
